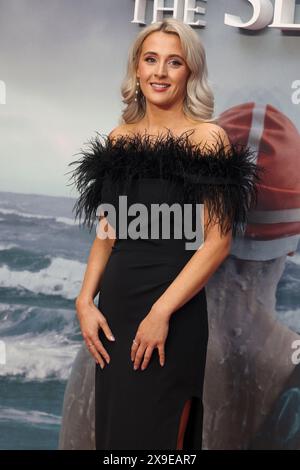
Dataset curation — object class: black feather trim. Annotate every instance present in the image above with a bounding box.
[66,128,265,238]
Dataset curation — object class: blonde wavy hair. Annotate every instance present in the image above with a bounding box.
[119,18,218,125]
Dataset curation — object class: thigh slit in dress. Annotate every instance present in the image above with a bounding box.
[68,129,262,450]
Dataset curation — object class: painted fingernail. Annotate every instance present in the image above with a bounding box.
[134,365,137,370]
[110,335,115,341]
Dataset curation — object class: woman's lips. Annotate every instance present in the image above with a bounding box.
[150,83,171,92]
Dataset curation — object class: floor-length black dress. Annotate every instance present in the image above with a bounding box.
[68,128,262,450]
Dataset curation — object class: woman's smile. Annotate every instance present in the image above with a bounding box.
[150,82,171,92]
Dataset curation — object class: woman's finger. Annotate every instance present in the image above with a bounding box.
[85,340,105,368]
[131,338,140,361]
[141,345,154,371]
[91,335,110,364]
[99,316,115,342]
[157,344,165,367]
[133,343,146,370]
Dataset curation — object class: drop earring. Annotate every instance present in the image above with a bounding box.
[134,79,140,102]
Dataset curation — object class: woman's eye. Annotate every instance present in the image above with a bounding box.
[144,57,182,67]
[170,60,182,66]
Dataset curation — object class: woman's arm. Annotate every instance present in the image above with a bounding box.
[70,127,124,368]
[76,216,116,368]
[76,216,115,306]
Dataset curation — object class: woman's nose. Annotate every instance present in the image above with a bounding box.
[155,62,168,77]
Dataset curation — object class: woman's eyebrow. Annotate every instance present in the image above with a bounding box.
[143,51,184,60]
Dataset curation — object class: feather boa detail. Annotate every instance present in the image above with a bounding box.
[66,129,265,238]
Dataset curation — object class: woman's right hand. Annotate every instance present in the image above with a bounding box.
[75,297,115,368]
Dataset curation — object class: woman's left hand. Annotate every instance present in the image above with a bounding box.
[131,307,170,371]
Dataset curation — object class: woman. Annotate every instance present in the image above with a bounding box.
[68,18,262,450]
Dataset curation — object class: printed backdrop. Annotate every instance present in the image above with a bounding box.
[0,0,299,450]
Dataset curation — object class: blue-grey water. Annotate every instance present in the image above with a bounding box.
[0,190,299,449]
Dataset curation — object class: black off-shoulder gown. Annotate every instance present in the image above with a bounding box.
[68,129,263,450]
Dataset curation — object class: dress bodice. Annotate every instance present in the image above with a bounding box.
[97,175,205,254]
[67,129,264,241]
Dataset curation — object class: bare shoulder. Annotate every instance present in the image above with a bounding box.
[193,123,231,151]
[108,124,129,141]
[108,123,137,142]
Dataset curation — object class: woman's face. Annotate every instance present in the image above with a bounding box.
[136,31,190,108]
